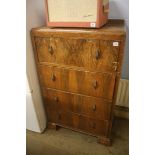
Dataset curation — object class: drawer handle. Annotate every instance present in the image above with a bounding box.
[112,62,118,71]
[92,122,96,129]
[92,80,98,89]
[92,105,96,112]
[112,62,119,65]
[48,45,53,54]
[54,97,59,102]
[95,50,100,59]
[58,113,61,120]
[51,73,56,81]
[113,66,117,71]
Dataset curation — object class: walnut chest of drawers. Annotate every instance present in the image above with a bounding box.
[31,19,126,145]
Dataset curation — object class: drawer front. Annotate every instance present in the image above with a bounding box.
[42,88,112,120]
[45,109,109,136]
[35,37,119,72]
[39,65,116,100]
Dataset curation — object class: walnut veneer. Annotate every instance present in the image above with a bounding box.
[31,19,126,145]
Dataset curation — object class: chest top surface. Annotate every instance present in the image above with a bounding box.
[31,19,126,37]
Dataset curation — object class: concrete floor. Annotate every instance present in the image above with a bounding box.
[26,117,129,155]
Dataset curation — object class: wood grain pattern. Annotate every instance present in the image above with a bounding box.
[42,88,112,120]
[30,19,126,145]
[45,108,109,137]
[35,37,119,72]
[38,65,116,99]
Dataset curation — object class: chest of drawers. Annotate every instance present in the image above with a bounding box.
[31,19,126,145]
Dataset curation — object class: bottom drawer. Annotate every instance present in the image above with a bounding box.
[42,88,112,120]
[46,109,109,136]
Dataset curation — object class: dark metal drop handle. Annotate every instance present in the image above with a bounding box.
[54,96,59,102]
[92,80,98,89]
[92,105,96,111]
[48,45,53,54]
[95,50,100,59]
[92,122,96,129]
[58,113,61,120]
[51,74,56,81]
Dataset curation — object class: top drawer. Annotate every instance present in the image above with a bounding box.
[34,37,120,72]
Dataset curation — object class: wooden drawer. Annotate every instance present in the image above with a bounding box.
[39,65,116,100]
[42,88,112,120]
[46,109,109,136]
[35,37,119,72]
